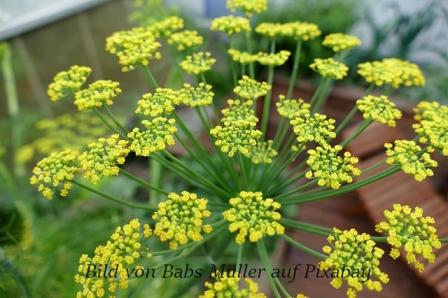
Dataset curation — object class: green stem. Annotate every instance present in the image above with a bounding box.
[282,234,327,259]
[261,39,276,137]
[309,78,327,108]
[236,244,243,268]
[281,218,333,236]
[119,168,168,195]
[311,78,332,113]
[238,153,248,188]
[150,159,162,202]
[340,119,373,148]
[276,180,316,201]
[142,66,159,89]
[245,31,255,78]
[104,105,128,135]
[93,109,126,138]
[286,40,302,99]
[256,241,281,298]
[72,180,155,210]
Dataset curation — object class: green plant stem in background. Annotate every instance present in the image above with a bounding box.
[311,78,333,113]
[281,234,327,259]
[72,180,155,210]
[93,109,126,137]
[143,65,159,90]
[286,40,302,99]
[261,39,276,137]
[119,168,168,195]
[256,241,281,298]
[309,77,327,108]
[230,38,238,85]
[104,105,128,135]
[236,244,243,268]
[340,119,373,148]
[2,43,24,177]
[245,31,255,78]
[238,152,248,188]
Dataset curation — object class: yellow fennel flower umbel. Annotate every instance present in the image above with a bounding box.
[135,88,180,117]
[30,149,79,200]
[79,134,130,184]
[227,0,267,17]
[290,112,336,146]
[283,21,321,41]
[306,144,361,189]
[167,30,204,51]
[255,22,290,38]
[310,58,349,80]
[47,65,91,101]
[228,49,259,65]
[356,94,402,127]
[152,191,213,249]
[321,228,390,298]
[221,99,258,127]
[358,58,425,88]
[211,15,251,35]
[276,95,310,119]
[180,51,216,75]
[75,218,152,298]
[323,33,361,52]
[128,118,177,156]
[257,50,291,67]
[223,191,284,244]
[106,27,161,72]
[180,83,214,107]
[385,140,437,181]
[211,124,262,157]
[413,101,448,156]
[199,271,266,298]
[74,80,121,111]
[147,16,184,37]
[375,204,441,272]
[234,75,271,100]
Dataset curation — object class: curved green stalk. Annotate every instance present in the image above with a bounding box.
[261,39,276,137]
[256,241,281,298]
[286,40,302,99]
[119,168,169,195]
[281,234,327,259]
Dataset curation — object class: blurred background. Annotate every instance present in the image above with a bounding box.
[0,0,447,297]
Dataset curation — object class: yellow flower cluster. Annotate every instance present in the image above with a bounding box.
[75,218,152,298]
[135,88,180,117]
[375,204,441,272]
[211,15,251,35]
[227,0,267,17]
[228,49,258,65]
[22,113,108,160]
[106,27,161,71]
[243,140,277,164]
[180,51,216,75]
[306,144,361,189]
[79,134,130,184]
[310,58,348,80]
[199,271,266,298]
[322,33,361,52]
[358,58,425,88]
[283,21,321,41]
[167,30,204,51]
[152,191,212,249]
[128,118,177,156]
[48,65,91,101]
[148,16,184,37]
[180,83,214,107]
[276,95,310,119]
[321,228,389,298]
[356,95,402,127]
[413,101,448,156]
[211,99,262,157]
[30,149,79,199]
[257,50,291,67]
[234,75,271,100]
[255,22,289,38]
[290,112,336,145]
[223,191,284,244]
[74,80,121,111]
[384,140,437,181]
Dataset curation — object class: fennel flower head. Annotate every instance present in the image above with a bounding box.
[306,144,361,189]
[223,191,284,244]
[106,27,161,72]
[75,218,152,298]
[211,15,251,35]
[257,50,291,67]
[199,271,266,298]
[228,49,259,65]
[74,80,121,111]
[255,22,290,38]
[356,95,402,127]
[413,101,448,156]
[283,21,321,41]
[135,88,180,117]
[221,99,258,127]
[152,191,213,249]
[290,112,336,146]
[310,58,349,80]
[47,65,91,101]
[276,95,311,119]
[127,118,177,157]
[180,82,214,107]
[147,16,184,37]
[321,228,390,298]
[79,134,130,184]
[167,30,204,51]
[323,33,361,52]
[227,0,267,17]
[376,204,441,272]
[384,140,437,181]
[30,149,79,200]
[180,51,216,75]
[244,140,278,164]
[234,75,271,100]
